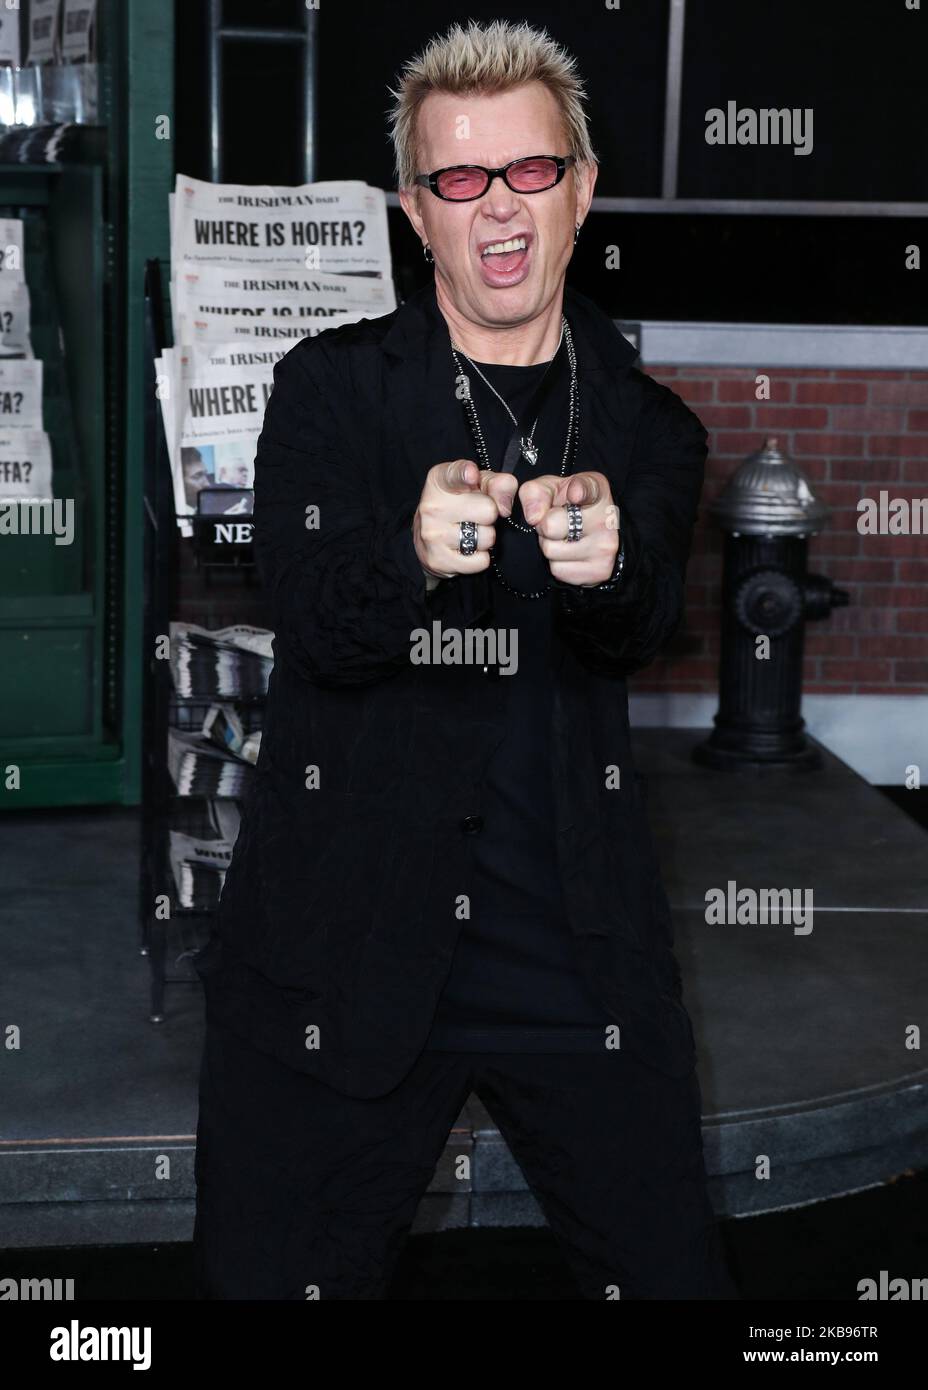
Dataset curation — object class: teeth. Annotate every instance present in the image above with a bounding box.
[482,237,527,257]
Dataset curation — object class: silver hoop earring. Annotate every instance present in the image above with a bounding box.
[423,243,434,265]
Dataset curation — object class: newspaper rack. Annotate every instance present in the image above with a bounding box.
[140,257,268,1022]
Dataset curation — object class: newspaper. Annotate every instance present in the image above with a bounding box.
[0,9,21,65]
[175,306,372,348]
[27,0,60,65]
[0,220,25,276]
[158,342,275,522]
[171,263,394,338]
[169,620,274,699]
[202,704,262,765]
[0,280,33,357]
[168,729,256,798]
[62,0,96,63]
[168,799,242,910]
[0,360,43,429]
[0,223,44,493]
[156,341,286,475]
[172,173,392,275]
[0,429,52,498]
[161,175,396,532]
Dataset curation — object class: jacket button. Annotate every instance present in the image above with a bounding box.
[460,815,484,835]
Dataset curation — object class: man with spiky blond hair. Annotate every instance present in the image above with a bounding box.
[193,18,737,1301]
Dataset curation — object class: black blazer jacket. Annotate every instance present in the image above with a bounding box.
[192,279,709,1099]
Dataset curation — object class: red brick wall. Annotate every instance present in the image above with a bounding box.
[636,367,928,696]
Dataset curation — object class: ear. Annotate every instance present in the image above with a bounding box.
[398,186,426,243]
[574,159,599,226]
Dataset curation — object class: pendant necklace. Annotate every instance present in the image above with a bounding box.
[449,317,580,600]
[452,318,565,468]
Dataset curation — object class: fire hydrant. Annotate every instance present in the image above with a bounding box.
[693,437,849,772]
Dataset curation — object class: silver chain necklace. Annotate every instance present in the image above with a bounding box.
[451,318,566,468]
[449,317,580,600]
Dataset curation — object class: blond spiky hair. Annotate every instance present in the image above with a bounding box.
[387,19,598,191]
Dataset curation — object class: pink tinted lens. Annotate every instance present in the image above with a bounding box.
[436,167,488,199]
[507,158,558,191]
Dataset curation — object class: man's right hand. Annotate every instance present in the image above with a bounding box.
[413,459,518,582]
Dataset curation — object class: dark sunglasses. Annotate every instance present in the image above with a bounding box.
[414,154,576,202]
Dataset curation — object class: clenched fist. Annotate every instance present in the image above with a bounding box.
[518,471,621,587]
[413,459,519,585]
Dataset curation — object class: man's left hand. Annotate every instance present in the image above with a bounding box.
[518,471,620,587]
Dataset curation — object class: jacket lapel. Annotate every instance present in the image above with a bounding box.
[381,284,460,497]
[380,283,493,623]
[563,285,641,491]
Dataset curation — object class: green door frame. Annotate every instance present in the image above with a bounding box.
[0,0,174,809]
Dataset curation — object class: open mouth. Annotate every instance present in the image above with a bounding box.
[477,233,532,284]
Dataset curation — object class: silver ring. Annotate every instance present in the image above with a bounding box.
[459,520,478,556]
[565,502,583,542]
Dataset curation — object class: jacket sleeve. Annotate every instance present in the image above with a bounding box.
[550,372,708,678]
[251,337,434,688]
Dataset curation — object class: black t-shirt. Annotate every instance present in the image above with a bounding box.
[424,339,614,1053]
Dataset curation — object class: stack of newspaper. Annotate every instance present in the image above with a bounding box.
[168,798,242,912]
[156,173,397,534]
[169,620,274,700]
[167,698,263,799]
[165,620,272,907]
[168,728,255,800]
[0,217,54,503]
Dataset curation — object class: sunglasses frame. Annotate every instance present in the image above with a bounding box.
[414,154,576,202]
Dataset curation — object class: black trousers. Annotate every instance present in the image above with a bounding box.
[192,1019,738,1300]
